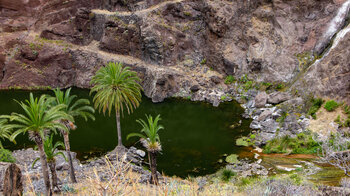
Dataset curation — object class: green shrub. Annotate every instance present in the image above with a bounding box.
[250,134,256,139]
[276,112,288,123]
[289,173,302,185]
[0,149,16,163]
[275,83,285,90]
[200,58,206,65]
[224,75,236,84]
[221,169,236,182]
[262,82,272,87]
[324,100,339,112]
[240,74,249,83]
[263,132,320,154]
[243,81,253,90]
[239,177,254,186]
[220,95,227,101]
[307,98,324,119]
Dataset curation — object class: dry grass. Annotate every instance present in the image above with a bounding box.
[21,153,244,196]
[308,106,346,137]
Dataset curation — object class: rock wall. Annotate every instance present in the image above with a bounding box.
[0,0,349,103]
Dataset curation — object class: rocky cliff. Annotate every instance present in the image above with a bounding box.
[0,0,349,103]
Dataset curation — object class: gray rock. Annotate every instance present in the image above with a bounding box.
[250,120,261,129]
[136,150,146,157]
[260,119,279,133]
[210,76,221,84]
[56,163,70,171]
[257,110,273,121]
[267,92,291,104]
[190,85,200,92]
[254,92,268,108]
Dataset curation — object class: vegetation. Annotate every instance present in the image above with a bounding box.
[0,119,13,148]
[224,75,236,84]
[50,88,95,183]
[276,111,288,123]
[225,154,239,164]
[318,133,350,177]
[0,148,16,163]
[90,62,142,147]
[127,114,164,184]
[2,93,72,195]
[220,169,236,182]
[236,136,254,147]
[324,100,339,112]
[275,83,285,90]
[33,135,67,191]
[263,133,320,154]
[307,98,324,119]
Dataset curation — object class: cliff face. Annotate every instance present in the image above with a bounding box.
[0,0,349,103]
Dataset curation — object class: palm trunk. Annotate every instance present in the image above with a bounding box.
[116,110,123,147]
[48,161,59,192]
[150,152,158,185]
[63,131,77,183]
[34,135,52,196]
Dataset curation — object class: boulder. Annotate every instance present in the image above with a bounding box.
[3,163,23,196]
[0,162,11,191]
[257,110,273,122]
[267,92,291,104]
[254,92,268,108]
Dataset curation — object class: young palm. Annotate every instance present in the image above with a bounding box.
[32,135,67,192]
[127,114,164,184]
[50,88,95,183]
[0,119,13,148]
[2,93,72,196]
[90,62,142,147]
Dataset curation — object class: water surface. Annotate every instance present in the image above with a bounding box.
[0,89,251,177]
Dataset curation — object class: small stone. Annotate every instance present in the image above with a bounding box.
[190,85,200,92]
[210,76,221,84]
[56,163,70,171]
[136,150,146,157]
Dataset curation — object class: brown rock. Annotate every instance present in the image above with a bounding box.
[254,91,268,108]
[3,163,23,196]
[267,92,291,104]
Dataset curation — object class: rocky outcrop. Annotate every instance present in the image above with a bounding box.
[3,164,23,196]
[293,23,350,105]
[1,0,349,104]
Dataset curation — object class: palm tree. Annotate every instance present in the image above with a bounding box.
[2,93,72,196]
[0,119,13,148]
[50,88,95,183]
[90,62,142,147]
[32,135,67,192]
[127,114,164,184]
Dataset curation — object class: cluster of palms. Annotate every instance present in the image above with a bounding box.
[0,62,164,195]
[0,89,94,195]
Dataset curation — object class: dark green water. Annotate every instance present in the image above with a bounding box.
[0,89,251,177]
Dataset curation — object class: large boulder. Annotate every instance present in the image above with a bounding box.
[3,163,23,196]
[254,91,268,108]
[267,92,291,104]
